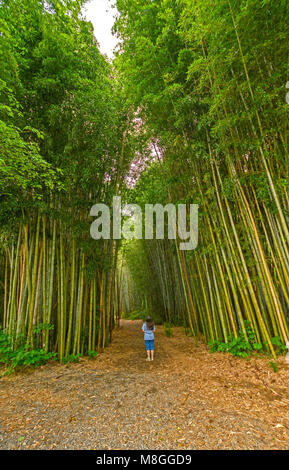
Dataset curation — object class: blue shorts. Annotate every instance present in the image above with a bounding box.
[145,340,154,351]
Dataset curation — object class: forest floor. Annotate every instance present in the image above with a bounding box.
[1,319,289,450]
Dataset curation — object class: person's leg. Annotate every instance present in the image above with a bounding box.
[145,340,151,360]
[150,340,154,360]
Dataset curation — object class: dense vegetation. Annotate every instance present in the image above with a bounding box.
[115,0,289,357]
[0,0,134,365]
[0,0,289,369]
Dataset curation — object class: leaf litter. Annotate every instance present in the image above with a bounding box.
[0,320,289,449]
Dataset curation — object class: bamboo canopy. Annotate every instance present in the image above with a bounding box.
[0,0,289,363]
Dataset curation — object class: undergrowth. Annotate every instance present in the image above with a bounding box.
[122,308,162,324]
[0,324,99,376]
[164,323,173,337]
[0,328,56,376]
[208,322,286,359]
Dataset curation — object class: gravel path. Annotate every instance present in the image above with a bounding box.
[1,319,289,449]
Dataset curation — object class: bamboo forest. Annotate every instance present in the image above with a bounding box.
[1,0,289,452]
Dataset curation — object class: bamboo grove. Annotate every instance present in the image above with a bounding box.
[0,0,133,361]
[115,0,289,356]
[1,0,289,363]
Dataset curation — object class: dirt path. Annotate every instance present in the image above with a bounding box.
[1,319,289,450]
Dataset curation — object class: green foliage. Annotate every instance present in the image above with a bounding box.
[62,354,82,364]
[32,323,55,336]
[1,0,289,366]
[87,350,99,359]
[164,322,173,337]
[268,361,279,373]
[209,323,286,359]
[270,337,287,355]
[114,0,289,358]
[0,0,134,362]
[0,330,56,375]
[122,308,145,321]
[208,322,263,358]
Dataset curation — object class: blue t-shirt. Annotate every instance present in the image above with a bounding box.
[142,322,155,340]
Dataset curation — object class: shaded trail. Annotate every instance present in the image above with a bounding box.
[1,320,289,449]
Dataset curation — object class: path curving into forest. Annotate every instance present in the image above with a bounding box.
[1,320,289,450]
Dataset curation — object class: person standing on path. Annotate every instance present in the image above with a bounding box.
[142,316,156,361]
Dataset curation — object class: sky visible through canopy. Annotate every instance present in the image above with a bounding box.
[83,1,158,186]
[82,0,118,58]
